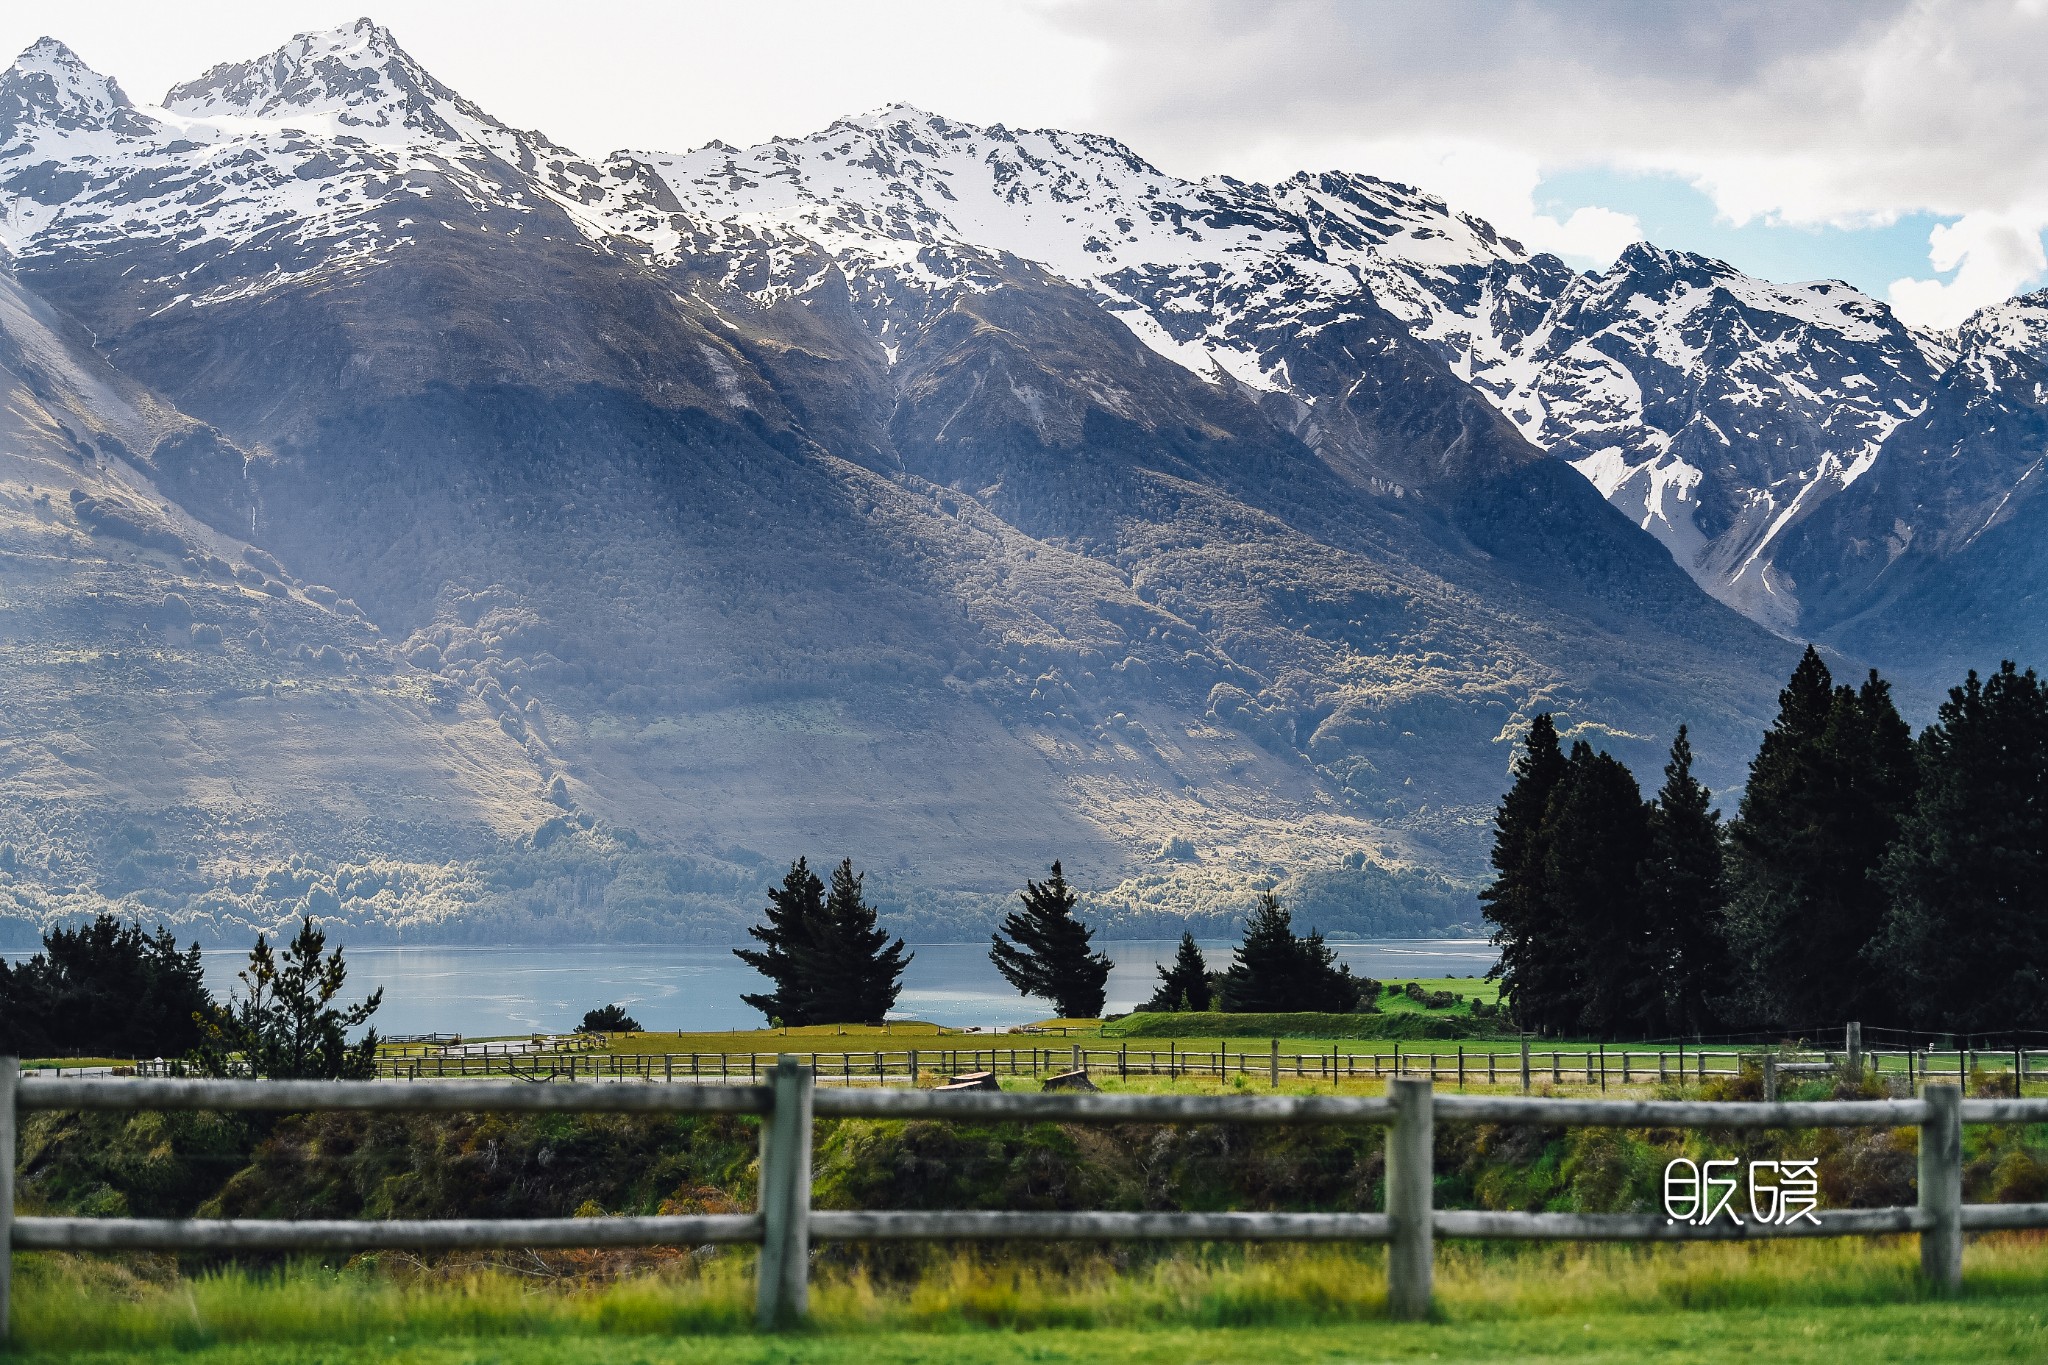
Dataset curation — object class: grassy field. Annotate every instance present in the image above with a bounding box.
[11,1238,2048,1361]
[421,1007,1926,1067]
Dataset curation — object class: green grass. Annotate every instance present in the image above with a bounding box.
[16,1307,2048,1364]
[1106,1012,1430,1040]
[1374,975,1500,1014]
[13,1238,2048,1361]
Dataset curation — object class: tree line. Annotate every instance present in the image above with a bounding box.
[0,914,383,1077]
[1485,648,2048,1038]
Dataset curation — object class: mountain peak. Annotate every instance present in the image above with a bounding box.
[1960,287,2048,359]
[1,36,153,143]
[162,17,472,136]
[1610,239,1726,280]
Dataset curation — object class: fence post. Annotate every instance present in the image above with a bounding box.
[1270,1038,1279,1088]
[1846,1022,1863,1081]
[756,1056,815,1330]
[1520,1035,1530,1093]
[1763,1055,1778,1103]
[1919,1082,1962,1292]
[1072,1044,1082,1073]
[0,1056,14,1343]
[1385,1076,1433,1321]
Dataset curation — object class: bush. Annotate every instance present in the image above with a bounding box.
[577,1004,641,1034]
[1400,982,1459,1009]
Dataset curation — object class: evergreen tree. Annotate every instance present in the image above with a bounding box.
[990,861,1113,1019]
[0,915,216,1059]
[1481,714,1572,1033]
[808,858,912,1024]
[1144,932,1212,1012]
[195,918,382,1080]
[1539,741,1653,1038]
[1878,662,2048,1031]
[735,858,828,1026]
[1216,892,1362,1013]
[1725,648,1917,1026]
[1636,726,1732,1036]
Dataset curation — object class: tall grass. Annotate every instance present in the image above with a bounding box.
[16,1236,2048,1354]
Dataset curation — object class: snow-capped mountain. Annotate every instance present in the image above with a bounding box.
[580,105,1959,635]
[1768,287,2048,683]
[595,106,1561,487]
[1505,245,1945,631]
[0,21,618,324]
[1,35,1948,640]
[9,16,2039,942]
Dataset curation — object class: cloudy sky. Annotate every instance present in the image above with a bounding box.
[7,0,2042,327]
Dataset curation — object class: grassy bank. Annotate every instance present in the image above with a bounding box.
[11,1237,2048,1360]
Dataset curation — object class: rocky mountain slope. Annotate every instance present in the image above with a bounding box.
[600,106,1954,640]
[8,19,1994,945]
[1771,290,2048,688]
[0,265,564,946]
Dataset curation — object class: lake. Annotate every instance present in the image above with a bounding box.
[181,938,1499,1036]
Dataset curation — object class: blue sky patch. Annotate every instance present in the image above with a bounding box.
[1534,168,1960,299]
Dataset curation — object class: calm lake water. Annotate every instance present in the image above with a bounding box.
[181,938,1499,1036]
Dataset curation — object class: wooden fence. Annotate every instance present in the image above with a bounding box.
[307,1039,2047,1095]
[4,1057,2044,1335]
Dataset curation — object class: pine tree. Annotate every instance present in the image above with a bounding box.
[1725,648,1917,1026]
[808,858,912,1024]
[1878,663,2048,1031]
[1481,714,1571,1034]
[1539,742,1652,1038]
[1216,892,1362,1013]
[1144,932,1212,1012]
[194,918,382,1080]
[1636,726,1732,1036]
[735,858,827,1026]
[990,861,1113,1019]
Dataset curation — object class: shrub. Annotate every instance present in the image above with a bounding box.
[1399,981,1458,1009]
[578,1004,641,1034]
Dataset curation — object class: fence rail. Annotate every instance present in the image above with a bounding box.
[301,1041,2045,1095]
[75,1034,2047,1098]
[3,1056,2044,1333]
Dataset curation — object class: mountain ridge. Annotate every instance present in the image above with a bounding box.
[0,20,2032,947]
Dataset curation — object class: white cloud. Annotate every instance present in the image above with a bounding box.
[1888,213,2048,329]
[1053,0,2048,313]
